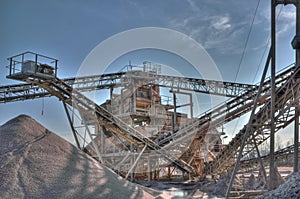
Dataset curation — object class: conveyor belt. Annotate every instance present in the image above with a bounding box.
[239,142,300,171]
[7,73,194,174]
[1,71,256,103]
[160,65,295,149]
[205,66,300,175]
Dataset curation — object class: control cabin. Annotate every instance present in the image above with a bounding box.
[6,52,58,81]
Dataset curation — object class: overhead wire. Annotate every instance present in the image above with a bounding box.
[252,38,270,83]
[231,4,284,137]
[252,5,284,83]
[234,0,261,83]
[230,0,261,139]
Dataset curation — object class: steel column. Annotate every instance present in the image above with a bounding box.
[269,0,277,190]
[294,0,300,173]
[294,109,299,172]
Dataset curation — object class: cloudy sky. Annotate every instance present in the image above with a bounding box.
[0,0,297,143]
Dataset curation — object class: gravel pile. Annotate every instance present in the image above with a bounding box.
[257,172,300,199]
[0,115,162,199]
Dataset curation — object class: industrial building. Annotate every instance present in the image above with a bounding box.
[1,1,300,197]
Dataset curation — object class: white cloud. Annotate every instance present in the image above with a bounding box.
[212,16,231,31]
[167,1,281,55]
[280,9,296,21]
[187,0,201,13]
[169,13,247,54]
[260,5,296,38]
[276,8,296,37]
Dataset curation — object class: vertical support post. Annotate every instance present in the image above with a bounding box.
[34,53,38,74]
[131,155,134,182]
[21,53,24,66]
[22,53,25,71]
[132,82,136,114]
[294,109,299,172]
[294,0,300,173]
[9,58,12,76]
[99,125,105,155]
[110,87,113,101]
[121,88,124,115]
[269,0,276,190]
[173,92,177,132]
[55,60,58,78]
[157,159,160,180]
[190,93,193,119]
[148,155,152,183]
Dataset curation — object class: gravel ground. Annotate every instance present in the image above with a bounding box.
[2,114,298,199]
[257,172,300,199]
[0,115,165,199]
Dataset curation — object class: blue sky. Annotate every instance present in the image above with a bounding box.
[0,0,297,144]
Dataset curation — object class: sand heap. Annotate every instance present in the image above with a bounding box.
[0,115,160,199]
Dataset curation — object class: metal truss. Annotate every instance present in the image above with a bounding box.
[7,70,194,174]
[2,50,297,178]
[0,73,124,103]
[154,75,256,97]
[0,71,257,103]
[158,65,294,152]
[147,64,294,177]
[205,66,300,176]
[239,142,300,171]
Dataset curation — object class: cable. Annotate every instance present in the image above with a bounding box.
[252,5,284,83]
[234,0,261,82]
[232,5,284,136]
[230,0,260,137]
[252,38,270,83]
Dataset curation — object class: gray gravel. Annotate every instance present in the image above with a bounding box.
[257,172,300,199]
[0,115,158,199]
